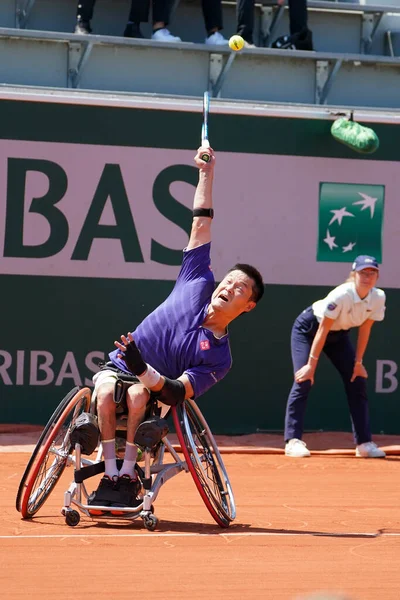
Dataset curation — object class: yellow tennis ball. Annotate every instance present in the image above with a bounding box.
[229,35,245,52]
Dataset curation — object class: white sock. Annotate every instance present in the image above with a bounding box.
[104,459,118,479]
[120,442,138,478]
[102,439,118,479]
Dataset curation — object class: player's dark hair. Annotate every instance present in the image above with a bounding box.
[228,263,264,303]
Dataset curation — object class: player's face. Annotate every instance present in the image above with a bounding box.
[211,270,256,317]
[355,268,379,295]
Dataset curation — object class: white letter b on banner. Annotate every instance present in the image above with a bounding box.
[376,360,398,393]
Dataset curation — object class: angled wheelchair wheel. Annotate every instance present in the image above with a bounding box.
[172,400,236,528]
[16,387,91,518]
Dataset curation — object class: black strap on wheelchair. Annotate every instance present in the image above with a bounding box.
[74,459,120,483]
[74,459,144,484]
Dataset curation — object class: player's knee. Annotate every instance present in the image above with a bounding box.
[96,383,115,415]
[126,386,149,413]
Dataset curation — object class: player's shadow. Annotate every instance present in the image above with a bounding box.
[92,520,382,537]
[148,521,382,538]
[18,516,385,538]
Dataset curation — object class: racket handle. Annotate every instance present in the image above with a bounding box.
[201,140,210,162]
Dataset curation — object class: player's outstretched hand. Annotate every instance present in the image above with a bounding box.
[114,332,147,376]
[194,146,215,170]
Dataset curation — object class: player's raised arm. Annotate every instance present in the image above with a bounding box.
[186,146,216,250]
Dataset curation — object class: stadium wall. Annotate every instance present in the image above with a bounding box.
[0,95,399,434]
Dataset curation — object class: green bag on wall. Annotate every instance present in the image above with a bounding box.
[331,118,380,154]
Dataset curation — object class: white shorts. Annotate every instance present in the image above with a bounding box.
[92,369,120,392]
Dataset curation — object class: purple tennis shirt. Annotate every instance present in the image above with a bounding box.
[108,243,232,398]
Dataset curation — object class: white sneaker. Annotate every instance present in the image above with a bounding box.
[152,28,181,43]
[355,441,386,458]
[285,438,311,457]
[205,31,229,46]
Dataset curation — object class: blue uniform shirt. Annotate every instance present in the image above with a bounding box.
[108,243,232,398]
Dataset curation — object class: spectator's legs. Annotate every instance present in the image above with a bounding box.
[124,0,150,37]
[271,0,313,51]
[237,0,255,45]
[203,0,228,45]
[75,0,96,33]
[76,0,96,22]
[128,0,151,23]
[152,0,171,28]
[150,0,182,42]
[288,0,309,35]
[202,0,223,35]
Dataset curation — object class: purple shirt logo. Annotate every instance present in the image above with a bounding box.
[200,340,210,351]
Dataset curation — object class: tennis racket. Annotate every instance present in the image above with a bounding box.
[200,91,211,163]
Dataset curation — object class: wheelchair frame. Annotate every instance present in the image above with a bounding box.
[16,385,236,530]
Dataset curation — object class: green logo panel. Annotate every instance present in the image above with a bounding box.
[317,182,384,263]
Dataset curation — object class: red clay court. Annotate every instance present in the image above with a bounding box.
[1,429,400,600]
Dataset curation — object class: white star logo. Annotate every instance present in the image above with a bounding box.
[352,192,378,218]
[342,241,356,253]
[323,229,338,250]
[328,207,355,226]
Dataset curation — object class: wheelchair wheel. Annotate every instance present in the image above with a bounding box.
[172,400,236,528]
[16,386,91,518]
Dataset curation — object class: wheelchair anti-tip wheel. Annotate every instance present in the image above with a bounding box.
[172,400,236,528]
[16,387,91,519]
[64,509,81,527]
[143,514,159,531]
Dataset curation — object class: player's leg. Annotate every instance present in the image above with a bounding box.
[284,307,317,456]
[323,334,385,458]
[116,384,149,505]
[88,371,122,507]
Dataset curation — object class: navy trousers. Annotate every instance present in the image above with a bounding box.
[284,306,372,445]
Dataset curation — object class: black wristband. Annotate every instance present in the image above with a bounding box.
[193,208,214,219]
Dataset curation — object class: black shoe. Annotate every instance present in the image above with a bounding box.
[74,19,92,35]
[124,23,144,39]
[88,475,120,506]
[271,28,313,51]
[117,474,141,506]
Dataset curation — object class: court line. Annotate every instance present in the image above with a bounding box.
[1,531,400,540]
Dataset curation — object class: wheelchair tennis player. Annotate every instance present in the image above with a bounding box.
[89,145,265,510]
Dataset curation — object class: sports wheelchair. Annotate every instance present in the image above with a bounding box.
[16,377,236,531]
